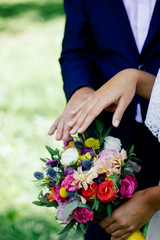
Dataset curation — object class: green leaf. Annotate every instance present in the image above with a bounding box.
[129,145,135,154]
[130,156,142,163]
[58,220,76,235]
[58,231,68,240]
[142,222,149,238]
[38,197,49,204]
[38,190,43,199]
[106,203,112,217]
[40,158,47,163]
[46,146,56,155]
[46,201,58,208]
[77,201,91,209]
[95,119,104,135]
[79,223,87,234]
[73,224,84,239]
[102,126,112,139]
[32,201,46,207]
[123,170,135,177]
[92,198,100,211]
[62,201,78,220]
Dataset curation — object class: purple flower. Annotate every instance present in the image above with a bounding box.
[43,193,49,199]
[79,161,83,167]
[125,160,141,173]
[64,167,75,175]
[94,174,105,184]
[46,160,58,167]
[63,137,74,148]
[57,202,73,224]
[80,147,94,156]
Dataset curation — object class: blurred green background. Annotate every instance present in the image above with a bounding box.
[0,0,76,239]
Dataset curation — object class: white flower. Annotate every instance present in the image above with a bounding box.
[104,136,122,152]
[60,148,79,166]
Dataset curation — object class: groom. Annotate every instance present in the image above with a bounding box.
[49,0,160,239]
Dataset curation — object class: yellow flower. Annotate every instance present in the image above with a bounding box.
[85,138,100,149]
[59,187,68,198]
[45,175,50,183]
[126,230,145,240]
[79,152,92,161]
[105,176,112,181]
[65,141,75,149]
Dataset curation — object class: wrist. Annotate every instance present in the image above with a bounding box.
[143,187,160,212]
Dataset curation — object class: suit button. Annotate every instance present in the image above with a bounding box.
[137,64,145,71]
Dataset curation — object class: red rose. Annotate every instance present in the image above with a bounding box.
[81,182,98,201]
[97,180,117,203]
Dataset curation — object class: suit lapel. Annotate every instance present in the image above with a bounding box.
[108,0,139,56]
[142,0,160,52]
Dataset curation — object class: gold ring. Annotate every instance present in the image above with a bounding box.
[85,101,90,105]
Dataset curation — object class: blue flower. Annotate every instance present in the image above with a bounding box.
[47,167,56,178]
[34,171,44,180]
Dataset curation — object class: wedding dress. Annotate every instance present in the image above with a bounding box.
[145,69,160,240]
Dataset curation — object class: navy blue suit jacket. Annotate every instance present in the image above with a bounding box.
[59,0,160,188]
[59,1,160,238]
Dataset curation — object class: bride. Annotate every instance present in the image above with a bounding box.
[64,68,160,240]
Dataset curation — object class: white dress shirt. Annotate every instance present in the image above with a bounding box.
[123,0,156,53]
[123,0,157,122]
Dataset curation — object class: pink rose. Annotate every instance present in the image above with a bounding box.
[73,207,94,223]
[120,174,138,199]
[57,202,73,224]
[98,149,117,161]
[61,174,78,192]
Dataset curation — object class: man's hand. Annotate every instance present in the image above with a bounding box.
[100,189,157,240]
[48,87,94,141]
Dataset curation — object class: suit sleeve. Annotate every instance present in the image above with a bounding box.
[59,0,96,101]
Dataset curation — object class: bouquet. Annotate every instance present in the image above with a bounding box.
[33,120,145,240]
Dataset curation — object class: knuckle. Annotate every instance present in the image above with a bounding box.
[88,112,96,119]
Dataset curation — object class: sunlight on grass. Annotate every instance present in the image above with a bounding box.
[0,1,82,239]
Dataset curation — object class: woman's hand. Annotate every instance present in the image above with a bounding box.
[100,189,157,240]
[68,69,139,135]
[48,87,94,141]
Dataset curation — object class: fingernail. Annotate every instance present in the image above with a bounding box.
[114,120,119,127]
[78,128,82,133]
[56,134,61,139]
[68,121,73,126]
[70,129,75,134]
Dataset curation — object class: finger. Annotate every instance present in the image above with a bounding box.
[105,222,120,234]
[100,216,114,229]
[56,118,65,140]
[112,98,128,127]
[70,103,95,134]
[71,99,91,115]
[70,108,89,135]
[68,107,85,128]
[62,119,72,141]
[111,232,132,240]
[48,118,59,135]
[77,102,105,133]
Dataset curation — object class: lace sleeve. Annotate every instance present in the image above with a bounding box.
[145,69,160,142]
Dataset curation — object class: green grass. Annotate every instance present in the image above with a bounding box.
[0,1,82,239]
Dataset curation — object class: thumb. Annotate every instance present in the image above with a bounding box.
[112,98,128,127]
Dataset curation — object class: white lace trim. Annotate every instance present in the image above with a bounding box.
[145,69,160,142]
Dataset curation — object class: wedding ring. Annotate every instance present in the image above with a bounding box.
[85,101,90,105]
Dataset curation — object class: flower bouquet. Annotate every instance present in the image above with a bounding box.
[33,120,145,240]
